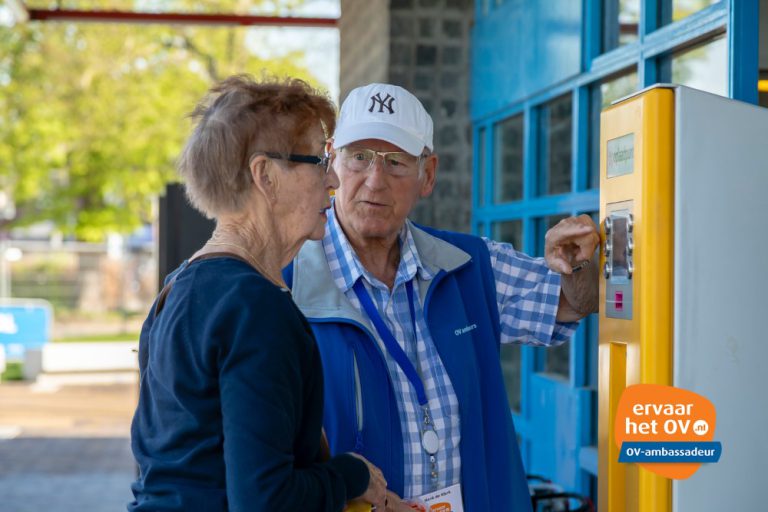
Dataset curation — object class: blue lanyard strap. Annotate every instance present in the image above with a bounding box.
[352,279,427,406]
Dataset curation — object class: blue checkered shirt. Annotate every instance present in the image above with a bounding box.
[323,205,575,498]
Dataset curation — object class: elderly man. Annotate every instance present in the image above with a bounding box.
[285,83,599,512]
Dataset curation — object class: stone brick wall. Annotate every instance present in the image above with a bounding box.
[339,0,475,233]
[339,0,390,99]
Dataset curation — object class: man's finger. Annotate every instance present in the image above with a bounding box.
[548,229,599,259]
[545,226,600,252]
[547,224,598,246]
[545,255,572,274]
[571,236,600,261]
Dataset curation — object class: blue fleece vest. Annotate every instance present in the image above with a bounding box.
[285,226,533,512]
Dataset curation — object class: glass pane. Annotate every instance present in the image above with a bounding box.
[589,70,638,188]
[493,219,523,250]
[537,94,572,196]
[600,71,639,108]
[494,114,524,203]
[603,0,640,53]
[536,214,570,379]
[670,35,728,97]
[493,216,524,410]
[660,0,719,26]
[544,343,570,378]
[477,128,486,206]
[500,344,522,412]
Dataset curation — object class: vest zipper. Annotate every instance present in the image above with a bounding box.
[353,352,364,451]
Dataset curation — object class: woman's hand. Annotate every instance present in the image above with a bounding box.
[384,490,416,511]
[349,453,388,510]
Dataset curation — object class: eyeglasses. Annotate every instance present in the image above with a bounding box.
[262,152,331,174]
[338,147,422,177]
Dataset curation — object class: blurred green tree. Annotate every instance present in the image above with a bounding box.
[0,0,326,241]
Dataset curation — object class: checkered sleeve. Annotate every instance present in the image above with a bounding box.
[483,238,577,346]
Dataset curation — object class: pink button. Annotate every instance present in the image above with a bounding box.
[615,291,624,311]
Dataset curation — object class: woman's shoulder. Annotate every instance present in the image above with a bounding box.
[189,257,301,319]
[158,257,292,321]
[185,256,283,292]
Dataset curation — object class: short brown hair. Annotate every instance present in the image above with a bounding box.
[177,75,336,218]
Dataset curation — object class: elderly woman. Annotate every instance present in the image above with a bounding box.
[129,76,387,511]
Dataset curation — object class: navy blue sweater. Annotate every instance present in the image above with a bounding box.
[129,257,368,511]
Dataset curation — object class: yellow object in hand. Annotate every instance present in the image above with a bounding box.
[344,500,373,512]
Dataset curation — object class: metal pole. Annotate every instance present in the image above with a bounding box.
[0,236,9,298]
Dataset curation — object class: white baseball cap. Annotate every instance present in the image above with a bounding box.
[333,83,434,157]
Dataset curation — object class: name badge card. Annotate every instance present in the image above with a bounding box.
[406,483,464,512]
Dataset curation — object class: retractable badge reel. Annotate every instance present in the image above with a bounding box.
[421,406,440,485]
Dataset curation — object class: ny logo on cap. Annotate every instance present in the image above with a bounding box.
[368,93,395,114]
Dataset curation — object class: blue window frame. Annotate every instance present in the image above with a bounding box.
[471,0,760,501]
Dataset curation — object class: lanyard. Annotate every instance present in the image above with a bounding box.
[353,279,426,405]
[352,278,441,487]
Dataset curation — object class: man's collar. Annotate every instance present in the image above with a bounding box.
[323,200,435,292]
[292,217,471,320]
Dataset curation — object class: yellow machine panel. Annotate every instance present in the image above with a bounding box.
[598,87,675,512]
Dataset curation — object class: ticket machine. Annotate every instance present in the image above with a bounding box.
[598,85,768,511]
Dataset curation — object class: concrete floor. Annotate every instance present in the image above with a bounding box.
[0,378,138,512]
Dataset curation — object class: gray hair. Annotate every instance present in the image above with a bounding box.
[418,148,433,179]
[177,75,336,218]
